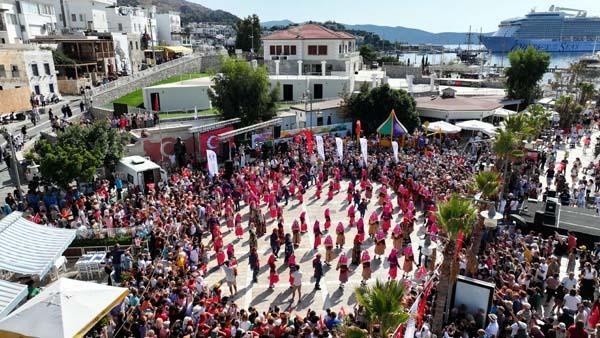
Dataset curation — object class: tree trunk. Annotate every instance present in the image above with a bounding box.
[467,214,485,276]
[432,239,456,334]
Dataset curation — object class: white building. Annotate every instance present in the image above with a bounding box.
[262,24,360,76]
[289,98,350,129]
[104,6,157,46]
[0,0,57,44]
[155,12,181,46]
[0,43,58,98]
[54,0,112,33]
[142,77,212,112]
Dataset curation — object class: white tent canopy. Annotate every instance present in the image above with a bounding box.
[0,212,76,279]
[493,108,518,118]
[0,280,27,319]
[455,120,497,136]
[426,121,462,134]
[0,278,128,338]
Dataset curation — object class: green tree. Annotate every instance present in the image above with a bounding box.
[525,104,552,139]
[555,95,583,129]
[29,121,126,189]
[359,44,377,63]
[492,129,523,192]
[235,14,261,52]
[432,195,477,334]
[578,82,596,106]
[467,171,500,275]
[209,57,279,126]
[504,47,550,104]
[355,279,410,337]
[343,83,420,133]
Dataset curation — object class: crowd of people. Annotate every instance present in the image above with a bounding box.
[2,106,600,338]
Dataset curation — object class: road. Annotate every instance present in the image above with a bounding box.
[0,96,84,202]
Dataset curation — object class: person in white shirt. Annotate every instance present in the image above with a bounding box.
[290,265,302,304]
[562,272,578,292]
[563,289,582,314]
[485,314,499,338]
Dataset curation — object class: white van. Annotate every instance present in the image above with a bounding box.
[116,156,167,191]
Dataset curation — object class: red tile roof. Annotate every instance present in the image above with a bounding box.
[263,24,355,40]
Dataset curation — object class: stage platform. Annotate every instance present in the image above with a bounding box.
[515,200,600,244]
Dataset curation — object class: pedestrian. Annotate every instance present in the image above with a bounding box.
[222,260,237,295]
[249,247,259,283]
[361,251,371,286]
[313,254,323,290]
[335,222,345,249]
[270,228,280,257]
[337,253,349,288]
[324,235,334,266]
[290,265,302,303]
[268,254,278,288]
[109,244,125,283]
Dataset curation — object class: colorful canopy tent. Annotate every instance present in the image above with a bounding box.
[426,121,462,134]
[376,110,408,137]
[455,120,497,136]
[0,212,76,279]
[0,280,27,319]
[0,278,129,338]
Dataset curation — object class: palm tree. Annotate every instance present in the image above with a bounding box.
[431,194,477,334]
[525,104,552,140]
[336,325,369,338]
[578,82,596,106]
[492,129,523,193]
[467,171,500,275]
[503,113,534,141]
[355,279,410,338]
[555,95,583,129]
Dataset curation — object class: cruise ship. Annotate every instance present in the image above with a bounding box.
[481,5,600,52]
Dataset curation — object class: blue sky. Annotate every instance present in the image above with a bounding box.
[193,0,600,32]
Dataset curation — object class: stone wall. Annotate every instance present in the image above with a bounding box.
[91,54,221,107]
[383,63,423,80]
[0,87,32,114]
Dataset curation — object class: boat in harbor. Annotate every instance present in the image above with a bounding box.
[481,5,600,52]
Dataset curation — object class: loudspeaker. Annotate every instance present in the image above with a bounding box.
[545,199,557,215]
[534,210,545,227]
[543,213,557,226]
[547,190,557,198]
[224,160,234,180]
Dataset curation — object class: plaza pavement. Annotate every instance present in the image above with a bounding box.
[200,180,429,314]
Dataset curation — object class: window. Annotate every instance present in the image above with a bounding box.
[49,83,54,93]
[308,45,317,55]
[317,116,323,126]
[0,14,5,31]
[34,85,40,95]
[283,45,289,55]
[129,41,133,49]
[118,23,123,31]
[275,45,282,55]
[135,41,139,50]
[269,45,275,55]
[79,14,84,22]
[339,45,342,53]
[318,45,327,55]
[9,14,17,25]
[58,14,62,22]
[71,14,76,22]
[11,65,19,78]
[44,63,50,75]
[0,65,5,77]
[31,63,39,76]
[290,45,296,55]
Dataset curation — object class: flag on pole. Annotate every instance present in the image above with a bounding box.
[359,137,368,165]
[315,135,325,160]
[194,106,198,120]
[392,141,399,163]
[355,120,361,140]
[335,137,343,160]
[206,150,218,177]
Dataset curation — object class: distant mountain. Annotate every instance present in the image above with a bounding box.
[262,20,492,45]
[117,0,239,25]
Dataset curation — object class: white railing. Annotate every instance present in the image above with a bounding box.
[90,52,213,97]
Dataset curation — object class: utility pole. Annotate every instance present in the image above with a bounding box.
[1,129,22,201]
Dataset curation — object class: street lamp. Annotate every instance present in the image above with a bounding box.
[0,128,22,201]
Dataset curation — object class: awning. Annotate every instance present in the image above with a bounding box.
[0,281,27,319]
[0,278,129,338]
[0,212,76,279]
[493,108,518,118]
[426,121,462,134]
[163,46,193,54]
[455,120,497,136]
